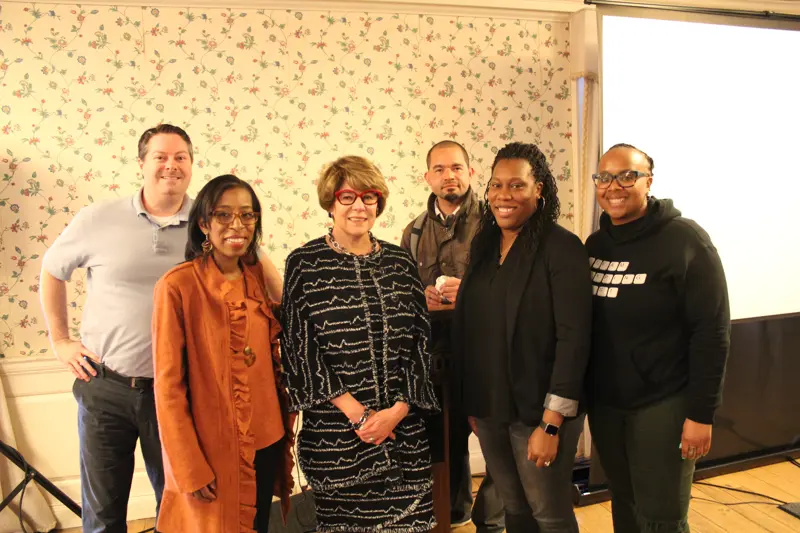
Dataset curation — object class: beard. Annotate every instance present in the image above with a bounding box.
[442,191,464,203]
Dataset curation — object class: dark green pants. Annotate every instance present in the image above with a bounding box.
[589,393,695,533]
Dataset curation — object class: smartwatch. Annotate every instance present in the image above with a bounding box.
[538,420,560,436]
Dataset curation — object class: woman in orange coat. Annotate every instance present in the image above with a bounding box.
[152,174,294,533]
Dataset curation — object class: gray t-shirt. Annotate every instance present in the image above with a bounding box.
[42,190,193,378]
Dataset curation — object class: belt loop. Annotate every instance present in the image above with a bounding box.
[130,377,136,388]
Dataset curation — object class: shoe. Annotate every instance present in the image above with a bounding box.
[451,518,472,528]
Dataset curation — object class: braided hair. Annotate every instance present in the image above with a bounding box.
[468,142,560,270]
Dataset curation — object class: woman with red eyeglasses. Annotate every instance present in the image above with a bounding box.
[280,156,440,532]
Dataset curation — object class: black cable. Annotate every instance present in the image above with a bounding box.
[692,496,781,506]
[695,481,787,505]
[788,456,800,469]
[137,527,155,533]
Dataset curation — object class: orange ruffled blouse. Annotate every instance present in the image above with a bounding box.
[152,258,295,533]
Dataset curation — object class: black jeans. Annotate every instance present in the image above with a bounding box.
[254,439,282,532]
[449,412,505,532]
[589,393,694,533]
[73,374,164,533]
[474,415,585,533]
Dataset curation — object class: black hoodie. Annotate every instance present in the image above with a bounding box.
[585,197,730,424]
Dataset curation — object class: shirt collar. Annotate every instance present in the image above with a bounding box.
[133,188,193,222]
[434,198,461,221]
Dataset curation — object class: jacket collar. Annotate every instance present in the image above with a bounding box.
[192,256,265,304]
[425,188,479,225]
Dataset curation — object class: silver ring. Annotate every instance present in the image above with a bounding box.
[544,460,551,467]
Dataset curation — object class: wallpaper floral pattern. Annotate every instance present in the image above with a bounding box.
[0,3,573,358]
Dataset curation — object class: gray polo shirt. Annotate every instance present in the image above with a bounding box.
[42,190,193,378]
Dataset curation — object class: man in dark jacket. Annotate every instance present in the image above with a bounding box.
[401,140,504,532]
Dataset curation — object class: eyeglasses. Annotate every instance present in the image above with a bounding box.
[592,170,651,189]
[334,189,382,206]
[210,210,260,226]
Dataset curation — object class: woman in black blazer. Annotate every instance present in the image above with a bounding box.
[452,142,592,533]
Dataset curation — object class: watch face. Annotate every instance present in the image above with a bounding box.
[544,423,559,436]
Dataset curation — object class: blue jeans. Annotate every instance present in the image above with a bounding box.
[73,374,164,533]
[474,415,584,533]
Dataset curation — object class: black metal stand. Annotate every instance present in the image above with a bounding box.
[0,439,81,518]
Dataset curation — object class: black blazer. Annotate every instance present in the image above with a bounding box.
[452,223,593,426]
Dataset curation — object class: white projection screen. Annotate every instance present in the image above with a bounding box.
[598,8,800,322]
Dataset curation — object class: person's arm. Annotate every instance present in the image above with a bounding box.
[529,232,592,467]
[394,252,440,413]
[40,270,99,380]
[544,232,593,416]
[279,253,348,412]
[256,249,283,302]
[683,235,730,424]
[680,230,730,459]
[152,278,215,494]
[39,207,99,380]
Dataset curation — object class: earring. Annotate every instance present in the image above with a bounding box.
[538,197,546,210]
[202,233,213,254]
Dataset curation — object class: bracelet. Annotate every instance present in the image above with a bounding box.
[350,408,371,431]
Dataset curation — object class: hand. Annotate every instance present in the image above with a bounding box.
[528,427,559,468]
[425,286,445,311]
[681,419,712,460]
[357,404,406,445]
[467,416,479,436]
[53,339,99,381]
[439,277,461,304]
[191,479,217,503]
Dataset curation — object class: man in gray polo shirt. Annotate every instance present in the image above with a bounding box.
[39,124,285,532]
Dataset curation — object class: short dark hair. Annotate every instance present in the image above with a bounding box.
[138,124,194,162]
[185,175,262,264]
[426,140,470,169]
[606,143,655,173]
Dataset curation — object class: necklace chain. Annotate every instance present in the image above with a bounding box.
[327,228,378,256]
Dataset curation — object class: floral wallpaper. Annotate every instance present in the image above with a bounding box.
[0,3,574,358]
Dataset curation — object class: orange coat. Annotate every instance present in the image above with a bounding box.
[152,258,295,533]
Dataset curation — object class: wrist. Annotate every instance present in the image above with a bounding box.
[542,409,565,426]
[347,405,367,424]
[349,408,372,430]
[391,402,409,419]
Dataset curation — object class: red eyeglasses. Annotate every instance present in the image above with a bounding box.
[334,189,382,206]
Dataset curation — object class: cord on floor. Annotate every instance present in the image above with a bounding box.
[693,480,787,506]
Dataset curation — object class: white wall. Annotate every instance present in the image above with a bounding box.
[0,359,156,529]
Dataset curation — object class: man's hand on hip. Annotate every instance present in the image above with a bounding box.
[53,338,99,382]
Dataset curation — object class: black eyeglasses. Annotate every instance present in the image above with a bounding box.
[211,210,260,226]
[592,170,651,189]
[334,189,382,206]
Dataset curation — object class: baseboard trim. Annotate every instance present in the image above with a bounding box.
[51,493,157,530]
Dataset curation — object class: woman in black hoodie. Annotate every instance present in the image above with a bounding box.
[585,144,730,533]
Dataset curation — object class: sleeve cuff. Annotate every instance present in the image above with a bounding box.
[544,393,579,418]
